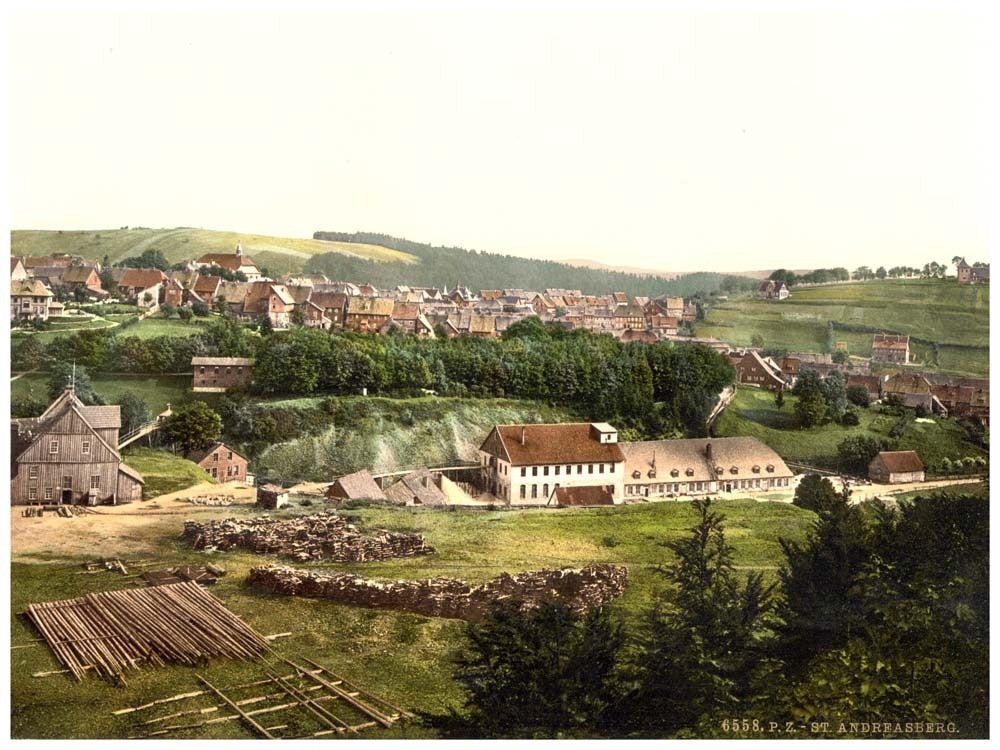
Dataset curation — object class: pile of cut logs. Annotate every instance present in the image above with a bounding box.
[26,581,271,682]
[183,513,434,562]
[184,495,240,507]
[248,563,629,622]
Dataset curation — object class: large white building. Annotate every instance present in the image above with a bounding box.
[620,437,793,499]
[478,422,626,506]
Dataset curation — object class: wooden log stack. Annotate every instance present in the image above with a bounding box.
[26,581,271,682]
[182,513,434,562]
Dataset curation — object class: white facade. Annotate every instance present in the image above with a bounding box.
[479,451,625,505]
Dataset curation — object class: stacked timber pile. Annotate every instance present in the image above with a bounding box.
[183,513,434,562]
[142,564,227,587]
[25,581,270,683]
[184,494,240,506]
[248,563,628,622]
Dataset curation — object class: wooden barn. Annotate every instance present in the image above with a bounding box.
[10,388,144,505]
[869,451,925,484]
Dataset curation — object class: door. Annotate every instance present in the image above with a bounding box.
[61,489,73,505]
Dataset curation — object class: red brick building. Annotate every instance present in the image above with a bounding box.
[191,356,254,392]
[186,442,249,483]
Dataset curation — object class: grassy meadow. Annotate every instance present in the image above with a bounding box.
[11,228,416,275]
[713,386,987,471]
[697,280,989,375]
[121,447,217,498]
[12,373,193,415]
[10,498,816,739]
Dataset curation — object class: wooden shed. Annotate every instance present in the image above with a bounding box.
[869,451,925,484]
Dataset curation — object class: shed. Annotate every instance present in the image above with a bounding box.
[256,484,290,509]
[326,469,387,502]
[869,451,925,484]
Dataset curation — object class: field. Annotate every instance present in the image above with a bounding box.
[11,228,416,275]
[12,373,192,415]
[10,497,815,739]
[713,386,987,470]
[121,447,217,498]
[113,315,214,339]
[696,280,989,375]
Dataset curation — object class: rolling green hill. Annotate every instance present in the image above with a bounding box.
[10,228,415,276]
[308,231,759,298]
[696,279,989,375]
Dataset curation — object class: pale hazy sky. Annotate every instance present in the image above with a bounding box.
[7,1,996,272]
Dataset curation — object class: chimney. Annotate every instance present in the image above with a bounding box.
[521,426,526,446]
[705,442,713,460]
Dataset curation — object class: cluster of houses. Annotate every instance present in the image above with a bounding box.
[10,246,706,343]
[727,344,988,424]
[956,258,989,285]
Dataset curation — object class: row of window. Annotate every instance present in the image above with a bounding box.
[625,476,790,495]
[44,440,92,455]
[27,475,101,500]
[519,463,611,478]
[519,483,561,500]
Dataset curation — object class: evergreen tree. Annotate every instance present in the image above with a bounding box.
[625,500,774,735]
[47,362,103,405]
[424,599,625,738]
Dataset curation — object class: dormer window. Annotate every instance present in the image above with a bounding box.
[730,466,739,474]
[632,470,641,479]
[715,466,724,475]
[647,469,656,479]
[670,469,679,478]
[752,465,761,473]
[766,464,775,473]
[685,468,695,477]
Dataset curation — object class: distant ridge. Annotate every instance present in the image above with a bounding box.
[310,231,760,298]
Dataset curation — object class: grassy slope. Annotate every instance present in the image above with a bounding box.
[10,228,415,275]
[252,397,581,483]
[121,447,215,498]
[713,386,987,470]
[12,373,192,415]
[10,498,814,739]
[696,280,989,375]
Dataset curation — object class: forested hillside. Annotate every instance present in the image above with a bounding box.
[310,231,758,297]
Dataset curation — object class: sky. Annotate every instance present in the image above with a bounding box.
[6,0,996,272]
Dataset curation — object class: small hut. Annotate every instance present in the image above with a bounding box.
[256,484,289,509]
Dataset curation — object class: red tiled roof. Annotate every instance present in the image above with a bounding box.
[874,451,924,473]
[872,334,909,350]
[194,275,222,293]
[197,253,256,272]
[489,424,625,466]
[118,269,166,289]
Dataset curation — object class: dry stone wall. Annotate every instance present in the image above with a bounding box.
[183,512,434,562]
[247,563,629,622]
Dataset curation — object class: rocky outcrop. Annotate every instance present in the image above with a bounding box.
[182,513,434,562]
[247,563,628,622]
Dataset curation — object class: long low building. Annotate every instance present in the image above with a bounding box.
[620,437,793,500]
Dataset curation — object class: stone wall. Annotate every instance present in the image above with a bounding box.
[247,563,629,622]
[183,512,434,562]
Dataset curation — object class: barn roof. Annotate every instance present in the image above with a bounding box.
[329,469,386,500]
[873,451,924,473]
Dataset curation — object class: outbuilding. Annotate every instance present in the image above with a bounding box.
[868,451,925,484]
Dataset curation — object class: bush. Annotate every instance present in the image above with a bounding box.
[846,385,870,408]
[840,409,860,426]
[914,403,928,418]
[177,306,194,322]
[192,300,210,317]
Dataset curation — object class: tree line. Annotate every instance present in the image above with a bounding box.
[424,490,987,738]
[12,317,736,439]
[310,231,760,298]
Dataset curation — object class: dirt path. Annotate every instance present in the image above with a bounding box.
[11,481,255,563]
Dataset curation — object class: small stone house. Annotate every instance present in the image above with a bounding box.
[869,451,925,484]
[256,484,290,509]
[187,442,249,483]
